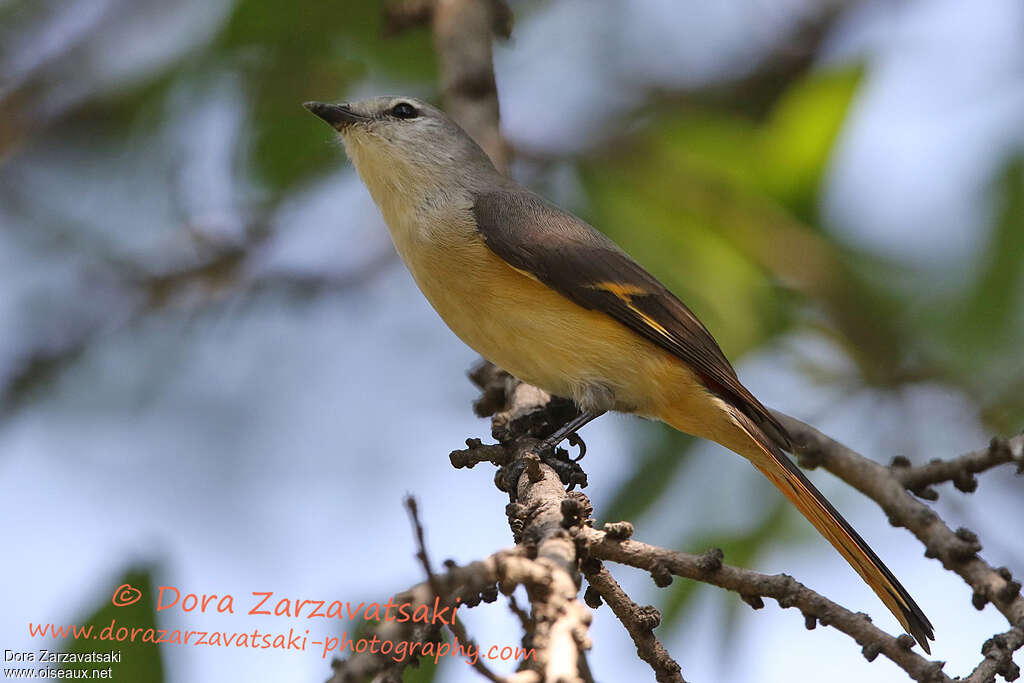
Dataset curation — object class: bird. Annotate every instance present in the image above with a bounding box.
[304,95,934,652]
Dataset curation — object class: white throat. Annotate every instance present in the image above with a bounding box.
[342,134,476,251]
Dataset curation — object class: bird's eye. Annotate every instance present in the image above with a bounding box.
[390,102,419,119]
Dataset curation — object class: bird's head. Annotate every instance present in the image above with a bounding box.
[304,96,497,203]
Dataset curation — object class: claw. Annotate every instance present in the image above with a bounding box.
[567,433,587,461]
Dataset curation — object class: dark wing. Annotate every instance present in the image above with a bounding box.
[472,189,791,449]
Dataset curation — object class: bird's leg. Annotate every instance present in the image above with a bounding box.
[499,409,604,496]
[536,409,605,455]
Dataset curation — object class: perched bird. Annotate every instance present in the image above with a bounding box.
[304,96,934,651]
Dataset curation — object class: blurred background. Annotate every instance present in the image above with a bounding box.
[1,0,1022,681]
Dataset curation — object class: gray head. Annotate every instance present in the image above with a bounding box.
[304,96,500,202]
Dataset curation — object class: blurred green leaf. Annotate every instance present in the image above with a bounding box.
[403,644,442,683]
[580,153,786,358]
[648,111,763,190]
[960,158,1024,345]
[217,0,437,191]
[62,568,164,683]
[943,157,1024,430]
[584,64,948,392]
[757,65,864,219]
[576,69,866,359]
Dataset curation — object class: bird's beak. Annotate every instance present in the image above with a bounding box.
[303,101,369,129]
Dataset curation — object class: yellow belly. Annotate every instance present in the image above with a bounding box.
[395,232,740,445]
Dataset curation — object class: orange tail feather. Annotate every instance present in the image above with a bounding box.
[730,411,934,652]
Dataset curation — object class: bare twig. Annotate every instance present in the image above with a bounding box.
[326,554,492,682]
[578,526,950,683]
[582,560,685,683]
[890,436,1024,497]
[965,628,1024,683]
[406,495,504,683]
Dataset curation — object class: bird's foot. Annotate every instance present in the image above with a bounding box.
[495,439,589,495]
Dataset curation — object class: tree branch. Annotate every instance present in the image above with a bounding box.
[581,559,685,683]
[578,525,947,682]
[890,436,1024,498]
[406,495,504,683]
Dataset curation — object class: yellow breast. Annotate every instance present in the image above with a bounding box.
[387,216,708,425]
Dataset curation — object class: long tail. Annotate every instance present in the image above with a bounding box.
[728,409,935,652]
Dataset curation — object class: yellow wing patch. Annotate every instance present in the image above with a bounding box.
[589,281,673,340]
[590,281,649,299]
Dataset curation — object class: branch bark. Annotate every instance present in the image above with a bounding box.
[580,525,945,682]
[432,0,510,172]
[891,436,1024,497]
[581,560,684,683]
